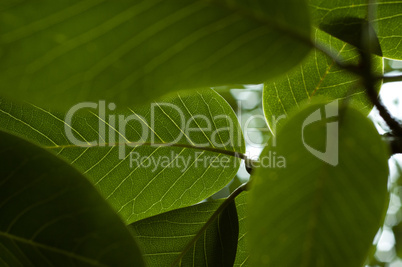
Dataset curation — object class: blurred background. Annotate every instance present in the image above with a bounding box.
[366,59,402,267]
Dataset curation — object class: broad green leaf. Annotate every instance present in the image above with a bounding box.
[129,199,238,266]
[263,28,383,131]
[0,89,245,224]
[234,192,249,267]
[309,0,402,59]
[0,0,312,109]
[250,102,389,266]
[0,130,145,266]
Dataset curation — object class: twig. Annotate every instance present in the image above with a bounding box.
[363,66,402,136]
[376,74,402,84]
[358,12,402,136]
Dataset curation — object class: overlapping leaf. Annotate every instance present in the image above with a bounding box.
[309,0,402,59]
[130,199,238,266]
[0,0,312,109]
[234,192,249,267]
[263,28,383,131]
[250,102,389,266]
[0,130,145,266]
[0,89,245,224]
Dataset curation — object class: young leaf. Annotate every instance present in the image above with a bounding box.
[0,0,312,109]
[309,0,402,59]
[0,130,145,266]
[129,199,238,266]
[249,102,389,266]
[263,28,383,131]
[0,89,245,224]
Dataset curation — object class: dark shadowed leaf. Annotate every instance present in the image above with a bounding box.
[319,17,382,56]
[0,130,145,266]
[250,102,389,266]
[129,199,238,266]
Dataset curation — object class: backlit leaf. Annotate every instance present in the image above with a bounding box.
[263,28,383,131]
[0,0,312,109]
[309,0,402,59]
[250,102,389,266]
[0,89,245,224]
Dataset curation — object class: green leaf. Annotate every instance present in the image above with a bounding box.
[129,199,238,266]
[0,0,312,109]
[0,89,245,224]
[309,0,402,59]
[0,130,145,266]
[263,28,383,131]
[234,192,249,267]
[318,17,383,56]
[249,102,389,266]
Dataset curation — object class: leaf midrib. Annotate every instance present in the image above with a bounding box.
[44,142,246,160]
[310,38,348,98]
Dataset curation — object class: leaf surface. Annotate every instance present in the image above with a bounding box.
[0,89,245,224]
[309,0,402,59]
[263,28,383,131]
[0,130,145,266]
[0,0,312,108]
[130,199,238,266]
[234,192,249,267]
[250,102,389,266]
